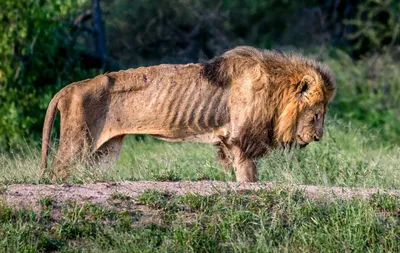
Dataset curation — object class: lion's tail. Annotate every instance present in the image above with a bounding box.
[40,95,59,179]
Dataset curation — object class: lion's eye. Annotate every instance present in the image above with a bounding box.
[314,114,319,121]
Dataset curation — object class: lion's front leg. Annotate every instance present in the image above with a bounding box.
[230,146,257,182]
[217,143,233,170]
[215,129,258,182]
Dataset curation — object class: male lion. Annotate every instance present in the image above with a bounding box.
[41,46,335,182]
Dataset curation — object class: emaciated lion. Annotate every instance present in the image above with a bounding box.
[41,46,335,182]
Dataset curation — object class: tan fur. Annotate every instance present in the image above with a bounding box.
[41,46,335,182]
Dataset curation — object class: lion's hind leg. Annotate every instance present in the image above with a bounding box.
[50,109,93,181]
[51,136,87,181]
[217,143,233,170]
[91,135,125,172]
[216,142,257,182]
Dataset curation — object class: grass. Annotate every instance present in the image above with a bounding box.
[0,189,399,252]
[0,120,399,189]
[2,122,398,252]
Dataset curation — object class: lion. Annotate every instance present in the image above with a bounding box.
[41,46,335,182]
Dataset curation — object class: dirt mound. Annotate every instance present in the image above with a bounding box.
[2,181,399,211]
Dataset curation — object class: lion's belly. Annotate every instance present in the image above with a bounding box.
[150,123,230,144]
[150,132,218,144]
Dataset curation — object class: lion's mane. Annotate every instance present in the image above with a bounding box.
[202,46,335,158]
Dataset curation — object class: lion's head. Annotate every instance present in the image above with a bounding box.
[273,60,336,148]
[295,102,326,148]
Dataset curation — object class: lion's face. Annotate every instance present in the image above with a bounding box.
[275,72,334,149]
[295,103,326,147]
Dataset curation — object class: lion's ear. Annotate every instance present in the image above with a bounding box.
[297,75,315,98]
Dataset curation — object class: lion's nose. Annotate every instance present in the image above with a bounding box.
[313,135,320,141]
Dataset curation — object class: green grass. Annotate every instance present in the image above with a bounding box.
[0,189,399,252]
[1,120,399,189]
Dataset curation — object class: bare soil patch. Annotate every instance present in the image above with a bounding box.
[1,181,400,211]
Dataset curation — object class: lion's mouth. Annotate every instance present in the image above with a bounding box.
[299,143,309,149]
[296,136,309,148]
[283,141,308,149]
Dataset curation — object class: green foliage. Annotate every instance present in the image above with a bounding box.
[345,0,400,54]
[220,0,317,48]
[0,0,95,150]
[138,189,174,209]
[103,0,316,66]
[326,50,400,143]
[39,196,54,209]
[110,192,131,201]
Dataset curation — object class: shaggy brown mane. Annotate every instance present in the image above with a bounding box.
[202,46,335,158]
[202,47,335,94]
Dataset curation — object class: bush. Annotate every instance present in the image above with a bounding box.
[325,49,400,143]
[344,0,400,56]
[0,0,97,150]
[103,0,316,66]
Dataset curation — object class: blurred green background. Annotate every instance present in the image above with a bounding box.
[0,0,399,151]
